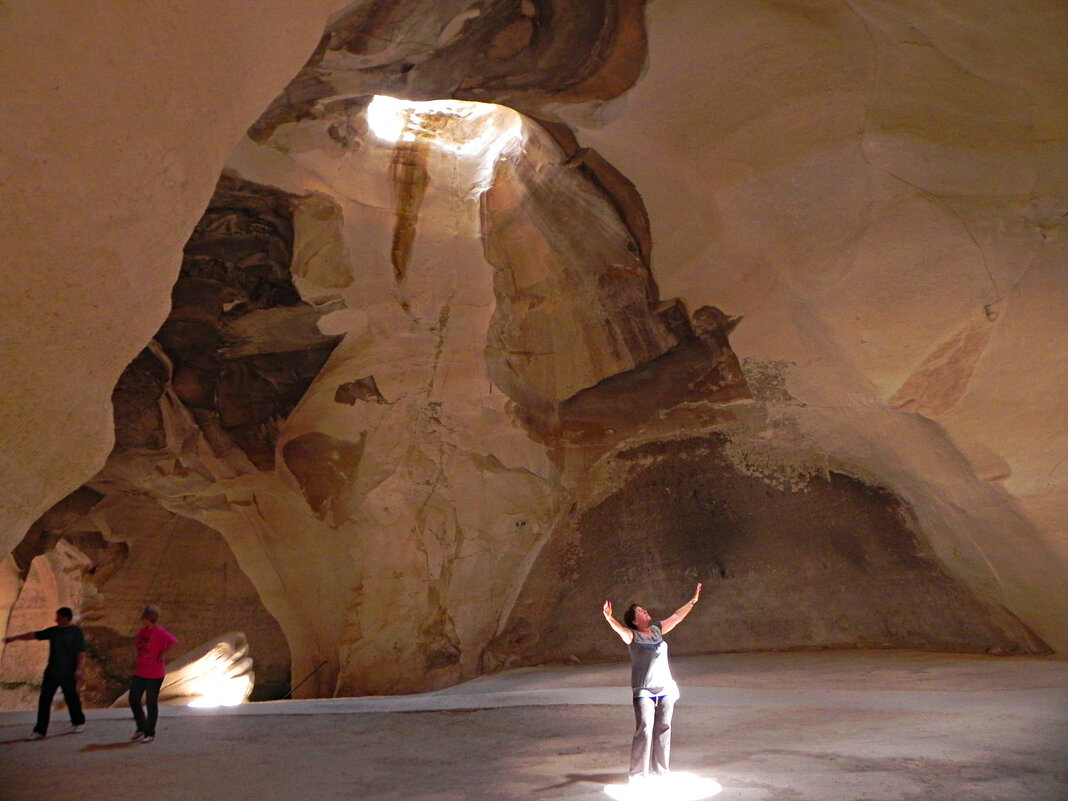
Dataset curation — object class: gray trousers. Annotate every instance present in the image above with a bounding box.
[630,694,675,777]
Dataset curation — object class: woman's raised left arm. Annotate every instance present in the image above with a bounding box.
[659,582,702,635]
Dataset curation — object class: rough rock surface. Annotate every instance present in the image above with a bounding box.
[489,435,1042,669]
[563,0,1068,656]
[0,0,344,544]
[0,0,1065,701]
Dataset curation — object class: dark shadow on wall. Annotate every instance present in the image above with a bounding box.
[488,434,1049,669]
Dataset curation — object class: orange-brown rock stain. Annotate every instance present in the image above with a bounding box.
[389,137,431,283]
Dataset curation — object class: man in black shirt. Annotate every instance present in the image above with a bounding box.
[4,606,87,739]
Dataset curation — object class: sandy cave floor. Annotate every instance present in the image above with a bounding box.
[0,651,1066,801]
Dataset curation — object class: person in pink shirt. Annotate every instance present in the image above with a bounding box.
[129,604,179,744]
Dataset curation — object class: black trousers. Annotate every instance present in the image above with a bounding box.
[34,671,85,735]
[630,693,675,777]
[129,676,164,736]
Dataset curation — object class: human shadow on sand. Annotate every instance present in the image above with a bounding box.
[537,772,627,791]
[80,741,143,752]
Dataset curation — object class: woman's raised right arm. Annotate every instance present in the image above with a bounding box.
[602,600,634,644]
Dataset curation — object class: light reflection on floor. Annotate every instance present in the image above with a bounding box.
[604,772,723,800]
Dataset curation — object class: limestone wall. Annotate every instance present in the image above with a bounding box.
[0,0,343,546]
[562,0,1067,651]
[0,1,1064,701]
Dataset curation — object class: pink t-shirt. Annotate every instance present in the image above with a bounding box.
[134,625,179,679]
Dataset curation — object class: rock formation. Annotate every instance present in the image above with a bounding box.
[1,1,1064,700]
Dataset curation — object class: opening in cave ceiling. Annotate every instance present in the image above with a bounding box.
[365,95,522,175]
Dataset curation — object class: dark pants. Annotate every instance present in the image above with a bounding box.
[129,676,164,736]
[34,671,85,735]
[630,694,675,777]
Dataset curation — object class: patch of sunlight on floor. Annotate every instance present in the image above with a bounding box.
[604,772,723,801]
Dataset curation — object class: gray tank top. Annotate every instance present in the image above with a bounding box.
[628,622,677,698]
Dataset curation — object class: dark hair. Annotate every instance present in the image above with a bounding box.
[56,607,74,621]
[623,604,640,630]
[141,605,161,623]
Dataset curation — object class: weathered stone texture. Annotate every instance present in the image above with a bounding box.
[489,436,1045,670]
[0,0,1065,703]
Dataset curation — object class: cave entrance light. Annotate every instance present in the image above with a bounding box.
[365,94,523,186]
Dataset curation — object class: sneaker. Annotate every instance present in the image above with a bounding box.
[25,732,45,741]
[130,731,144,741]
[141,735,154,744]
[72,724,85,733]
